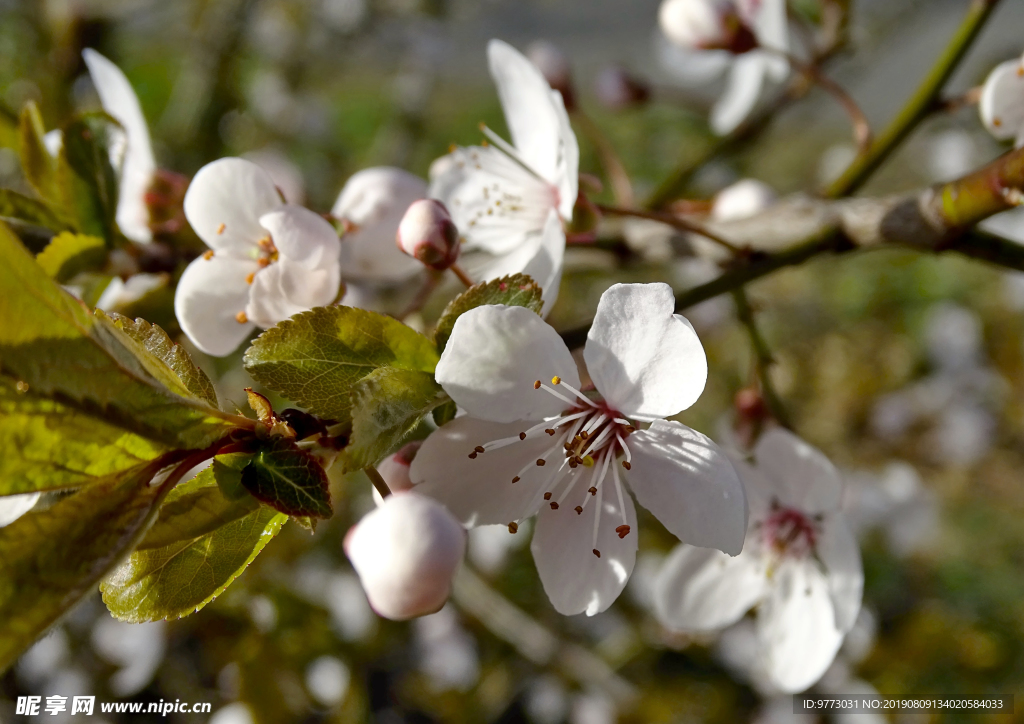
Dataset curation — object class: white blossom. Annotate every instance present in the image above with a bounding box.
[711,178,778,221]
[411,283,746,616]
[654,428,863,693]
[344,492,466,620]
[659,0,751,51]
[0,492,40,527]
[658,0,790,135]
[82,49,158,244]
[174,157,341,356]
[331,167,427,283]
[429,39,578,316]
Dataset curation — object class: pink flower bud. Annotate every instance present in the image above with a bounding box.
[396,199,461,271]
[344,492,466,620]
[658,0,756,53]
[593,66,651,111]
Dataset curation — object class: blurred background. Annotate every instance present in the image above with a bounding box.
[3,0,1024,721]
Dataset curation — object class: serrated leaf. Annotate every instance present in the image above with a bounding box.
[18,102,59,204]
[57,112,121,243]
[101,470,286,623]
[344,368,446,470]
[244,305,440,421]
[0,189,69,232]
[35,231,106,282]
[0,460,173,671]
[136,467,261,550]
[240,438,332,518]
[0,376,165,495]
[434,273,543,352]
[104,312,219,408]
[0,223,235,452]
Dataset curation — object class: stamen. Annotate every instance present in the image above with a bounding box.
[245,272,255,285]
[593,549,601,558]
[202,250,215,260]
[474,446,485,453]
[508,522,518,534]
[216,223,226,234]
[511,476,520,483]
[478,125,547,182]
[536,459,546,466]
[558,380,598,407]
[543,492,552,500]
[588,487,597,496]
[551,376,561,385]
[613,418,631,425]
[615,525,631,539]
[549,502,559,510]
[575,506,583,515]
[591,475,604,553]
[235,311,248,323]
[545,428,556,436]
[468,452,477,459]
[537,383,577,407]
[258,258,271,267]
[519,432,527,440]
[618,436,632,466]
[611,461,630,532]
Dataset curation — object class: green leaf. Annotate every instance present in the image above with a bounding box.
[104,312,219,408]
[434,273,544,352]
[101,471,286,623]
[0,460,173,671]
[57,112,121,243]
[240,438,333,518]
[18,102,59,204]
[35,231,106,281]
[0,189,69,232]
[344,368,446,470]
[244,305,440,421]
[213,454,254,500]
[0,376,165,495]
[0,223,235,452]
[135,468,261,550]
[432,399,457,427]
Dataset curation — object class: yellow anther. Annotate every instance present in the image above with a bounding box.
[216,223,226,234]
[245,272,255,285]
[551,376,561,385]
[235,311,248,324]
[202,250,215,260]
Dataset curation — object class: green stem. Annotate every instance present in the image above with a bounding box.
[732,288,792,429]
[825,0,1002,198]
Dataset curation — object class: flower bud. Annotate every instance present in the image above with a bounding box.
[711,179,778,221]
[344,492,466,620]
[658,0,756,53]
[527,40,575,110]
[593,66,651,111]
[396,199,461,271]
[373,441,421,505]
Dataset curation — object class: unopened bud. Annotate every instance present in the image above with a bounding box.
[397,199,461,271]
[344,492,466,620]
[527,40,575,111]
[658,0,756,53]
[594,66,650,111]
[373,441,422,504]
[711,179,778,222]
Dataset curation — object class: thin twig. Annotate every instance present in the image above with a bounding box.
[596,203,742,254]
[732,288,792,429]
[825,0,1003,198]
[363,466,391,499]
[573,110,635,206]
[934,85,983,114]
[449,263,475,288]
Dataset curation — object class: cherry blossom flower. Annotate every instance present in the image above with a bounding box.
[658,0,790,135]
[411,283,746,616]
[653,428,862,693]
[659,0,755,52]
[345,492,466,620]
[83,49,158,245]
[331,167,427,284]
[0,492,39,527]
[979,53,1024,147]
[429,39,578,316]
[174,157,341,356]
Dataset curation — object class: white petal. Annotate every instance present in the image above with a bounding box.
[83,49,157,245]
[626,420,748,554]
[756,559,843,693]
[344,492,466,620]
[550,88,579,221]
[816,515,863,633]
[259,205,340,269]
[979,58,1024,142]
[530,478,638,616]
[243,147,306,205]
[753,428,842,513]
[435,305,580,422]
[410,416,559,526]
[746,0,789,79]
[467,209,565,318]
[184,157,283,252]
[584,283,707,419]
[0,492,41,527]
[174,254,257,356]
[246,259,340,328]
[332,167,427,283]
[488,39,565,189]
[710,53,766,135]
[653,544,767,631]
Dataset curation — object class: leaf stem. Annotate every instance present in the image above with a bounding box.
[824,0,1002,198]
[449,263,475,288]
[364,465,391,499]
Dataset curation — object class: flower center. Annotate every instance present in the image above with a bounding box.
[203,230,280,324]
[466,375,636,558]
[759,502,819,559]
